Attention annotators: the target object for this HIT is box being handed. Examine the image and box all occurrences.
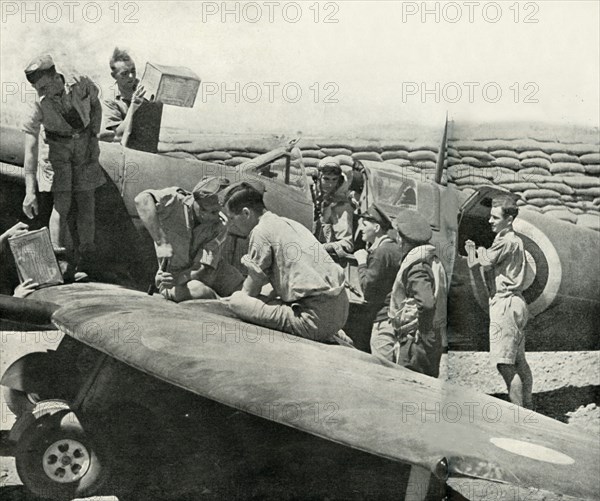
[140,63,201,108]
[9,227,63,287]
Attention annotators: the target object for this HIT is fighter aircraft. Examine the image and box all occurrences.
[0,121,598,499]
[1,120,598,352]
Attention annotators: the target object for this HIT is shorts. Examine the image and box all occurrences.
[489,294,528,366]
[38,133,106,192]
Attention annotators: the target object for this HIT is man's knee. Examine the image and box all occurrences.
[53,191,72,213]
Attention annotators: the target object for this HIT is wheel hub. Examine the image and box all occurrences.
[42,439,90,483]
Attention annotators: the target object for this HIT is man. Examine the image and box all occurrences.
[353,205,402,350]
[134,176,244,302]
[22,54,105,281]
[100,47,147,143]
[224,181,349,342]
[465,196,533,408]
[314,157,354,261]
[371,209,447,378]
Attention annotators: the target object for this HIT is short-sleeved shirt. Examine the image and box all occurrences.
[22,73,100,137]
[101,95,129,136]
[242,211,345,303]
[484,228,526,297]
[143,187,227,277]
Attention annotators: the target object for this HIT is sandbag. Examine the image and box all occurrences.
[490,149,520,159]
[321,147,352,157]
[413,161,437,170]
[561,176,600,188]
[519,150,552,161]
[224,157,246,166]
[584,164,600,175]
[458,150,495,162]
[519,167,550,177]
[459,156,486,167]
[520,157,551,169]
[579,153,600,164]
[500,182,537,191]
[447,157,463,166]
[335,154,355,167]
[352,151,383,162]
[550,153,580,163]
[163,151,200,161]
[493,157,521,169]
[575,187,600,198]
[381,150,410,161]
[302,157,321,168]
[525,198,562,207]
[408,150,438,163]
[301,149,327,159]
[535,181,574,195]
[523,189,561,200]
[549,162,586,174]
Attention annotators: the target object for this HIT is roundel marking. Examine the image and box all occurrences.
[490,437,575,465]
[513,218,562,317]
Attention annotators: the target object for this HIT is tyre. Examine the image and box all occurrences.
[2,386,42,417]
[15,410,109,500]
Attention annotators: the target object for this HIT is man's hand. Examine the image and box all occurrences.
[464,239,476,253]
[131,85,147,111]
[3,222,29,240]
[155,270,175,289]
[155,242,173,259]
[353,249,368,266]
[14,278,39,298]
[22,193,38,219]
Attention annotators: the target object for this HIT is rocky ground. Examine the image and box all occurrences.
[1,322,598,500]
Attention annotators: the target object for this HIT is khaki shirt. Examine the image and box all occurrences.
[101,95,129,135]
[484,228,527,297]
[242,211,345,302]
[22,73,101,136]
[144,187,227,278]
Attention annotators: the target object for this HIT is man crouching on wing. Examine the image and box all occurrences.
[222,180,351,343]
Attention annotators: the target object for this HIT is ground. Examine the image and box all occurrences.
[1,321,598,500]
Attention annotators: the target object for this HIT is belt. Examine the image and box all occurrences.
[45,127,89,141]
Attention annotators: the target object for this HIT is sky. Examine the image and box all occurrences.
[1,0,599,136]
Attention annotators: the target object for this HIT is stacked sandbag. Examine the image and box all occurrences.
[157,127,599,230]
[444,137,600,230]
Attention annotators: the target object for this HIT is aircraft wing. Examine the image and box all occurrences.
[25,283,600,500]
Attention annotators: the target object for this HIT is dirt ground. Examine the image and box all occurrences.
[1,322,598,500]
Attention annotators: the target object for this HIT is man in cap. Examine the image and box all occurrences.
[353,205,402,351]
[314,157,354,261]
[134,176,244,302]
[465,196,533,408]
[223,181,349,342]
[371,209,447,378]
[100,47,148,143]
[22,54,105,280]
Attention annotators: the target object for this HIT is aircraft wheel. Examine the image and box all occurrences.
[15,410,109,500]
[2,386,42,418]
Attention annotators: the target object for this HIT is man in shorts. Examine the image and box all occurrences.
[22,54,105,281]
[465,196,533,408]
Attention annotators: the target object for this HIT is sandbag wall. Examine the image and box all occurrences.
[158,129,600,231]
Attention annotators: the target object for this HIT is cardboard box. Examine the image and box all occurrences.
[140,63,201,108]
[8,227,63,287]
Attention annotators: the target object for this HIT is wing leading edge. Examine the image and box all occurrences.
[30,283,600,500]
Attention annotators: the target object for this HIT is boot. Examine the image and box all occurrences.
[53,247,74,283]
[74,245,97,282]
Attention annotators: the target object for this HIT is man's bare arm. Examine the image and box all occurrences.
[22,133,39,219]
[134,192,173,258]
